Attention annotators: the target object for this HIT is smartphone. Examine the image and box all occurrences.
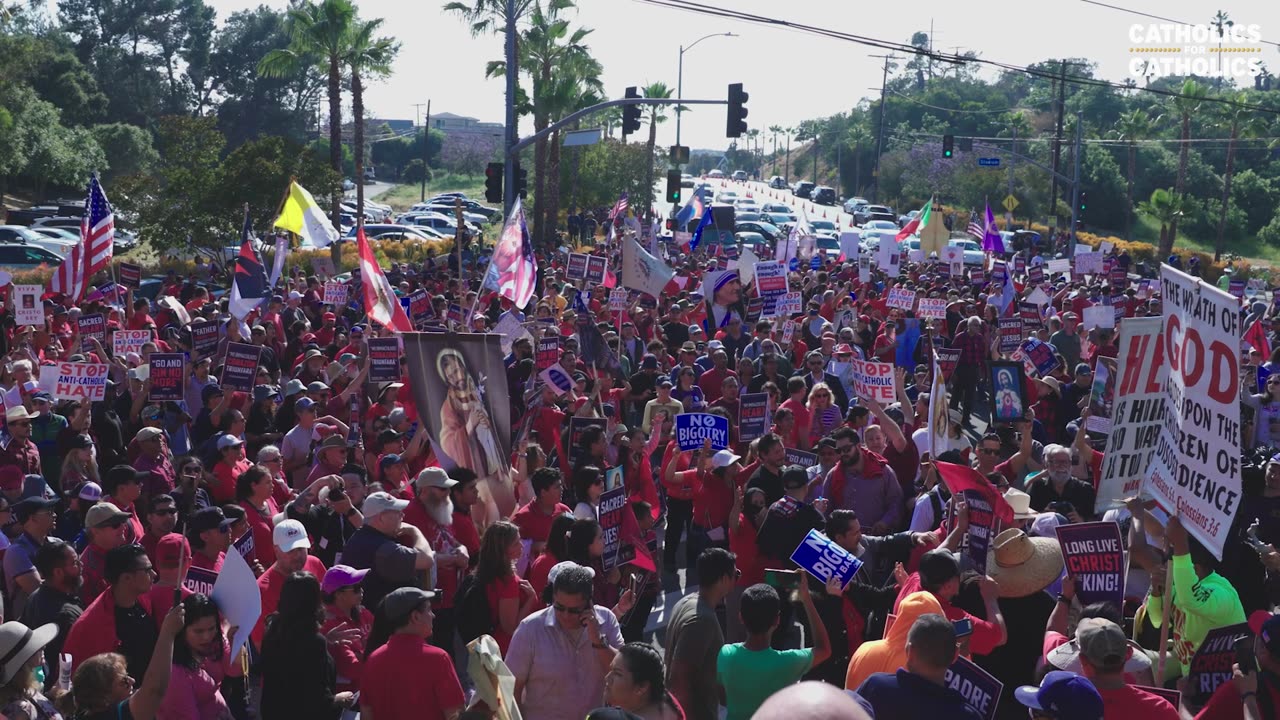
[1235,636,1257,675]
[173,587,182,608]
[953,618,974,638]
[764,568,800,591]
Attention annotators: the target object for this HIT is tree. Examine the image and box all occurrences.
[1137,188,1184,258]
[258,0,356,266]
[345,17,399,225]
[91,123,158,180]
[1211,92,1268,259]
[641,81,673,213]
[1210,10,1233,88]
[217,135,336,229]
[1167,78,1207,247]
[768,124,782,162]
[1112,108,1158,240]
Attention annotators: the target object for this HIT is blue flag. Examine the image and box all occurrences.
[675,185,707,229]
[690,207,713,251]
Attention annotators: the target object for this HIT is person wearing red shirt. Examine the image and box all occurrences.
[690,449,739,551]
[77,503,131,606]
[187,506,232,572]
[402,467,471,657]
[447,468,482,557]
[237,465,283,568]
[779,377,813,450]
[1069,619,1178,720]
[251,519,327,649]
[509,467,572,558]
[320,565,375,694]
[62,544,158,676]
[208,434,253,505]
[1195,611,1280,720]
[697,347,737,405]
[359,587,466,720]
[314,311,338,346]
[139,494,179,567]
[895,548,1007,659]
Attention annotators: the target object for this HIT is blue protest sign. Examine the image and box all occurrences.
[675,413,729,451]
[183,567,219,596]
[789,529,864,590]
[788,257,799,272]
[785,448,819,468]
[233,529,255,560]
[944,656,1003,720]
[962,490,995,575]
[810,255,822,270]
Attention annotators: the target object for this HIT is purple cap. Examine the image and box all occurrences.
[321,564,369,594]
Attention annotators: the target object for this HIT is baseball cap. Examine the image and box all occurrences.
[414,467,458,490]
[378,454,404,472]
[188,506,234,534]
[641,354,658,370]
[1075,363,1093,376]
[155,533,190,569]
[294,396,317,411]
[362,491,409,517]
[30,391,52,404]
[707,340,724,351]
[657,378,673,388]
[216,435,244,451]
[75,481,102,502]
[135,427,164,443]
[13,496,58,521]
[381,586,435,619]
[711,450,742,469]
[321,565,369,594]
[201,384,224,401]
[85,502,132,529]
[1014,671,1104,720]
[253,385,280,403]
[918,548,961,588]
[272,519,311,552]
[66,434,94,451]
[306,380,330,393]
[1250,610,1280,656]
[1076,619,1129,672]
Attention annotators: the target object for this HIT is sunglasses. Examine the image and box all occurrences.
[979,448,1000,455]
[553,602,590,616]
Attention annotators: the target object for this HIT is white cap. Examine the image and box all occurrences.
[273,519,310,552]
[711,449,742,469]
[363,491,410,517]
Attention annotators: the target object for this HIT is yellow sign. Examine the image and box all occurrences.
[1002,195,1019,213]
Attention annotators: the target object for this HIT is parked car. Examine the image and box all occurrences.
[949,238,986,266]
[768,176,787,189]
[714,191,738,204]
[734,221,782,243]
[792,181,815,198]
[898,210,920,228]
[842,197,869,215]
[422,206,492,226]
[341,224,442,242]
[764,212,795,227]
[28,226,82,243]
[854,204,897,225]
[734,231,767,251]
[0,243,67,268]
[732,170,748,181]
[414,199,499,220]
[0,225,73,257]
[859,220,900,249]
[816,236,841,258]
[811,186,837,205]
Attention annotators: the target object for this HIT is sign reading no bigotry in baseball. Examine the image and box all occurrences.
[1096,317,1166,511]
[39,362,110,401]
[1143,265,1242,560]
[789,529,863,591]
[675,413,729,451]
[1055,521,1125,608]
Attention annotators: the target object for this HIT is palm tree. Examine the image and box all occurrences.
[1139,188,1184,258]
[1167,78,1207,249]
[768,125,782,165]
[544,64,603,235]
[258,0,356,265]
[784,126,794,180]
[641,81,674,214]
[1212,93,1268,260]
[346,19,399,231]
[1112,108,1158,241]
[747,128,760,177]
[846,124,872,196]
[1210,11,1233,88]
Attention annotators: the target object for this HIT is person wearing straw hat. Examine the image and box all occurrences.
[0,620,61,719]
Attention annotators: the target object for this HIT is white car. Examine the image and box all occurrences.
[714,191,738,204]
[949,238,986,266]
[809,219,839,239]
[707,169,725,178]
[859,220,900,249]
[0,225,73,257]
[422,205,491,226]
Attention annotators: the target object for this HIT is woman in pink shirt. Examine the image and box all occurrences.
[235,465,280,568]
[158,594,243,720]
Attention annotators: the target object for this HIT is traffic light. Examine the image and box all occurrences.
[726,83,748,138]
[515,163,528,199]
[1078,191,1088,212]
[942,135,954,158]
[666,169,682,203]
[622,87,642,138]
[666,218,676,231]
[484,162,502,203]
[670,145,690,164]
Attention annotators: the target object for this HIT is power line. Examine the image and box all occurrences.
[1078,0,1280,50]
[885,89,1050,114]
[631,0,1280,115]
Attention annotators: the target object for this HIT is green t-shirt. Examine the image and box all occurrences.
[716,643,813,720]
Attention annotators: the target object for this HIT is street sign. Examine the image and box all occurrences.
[562,128,603,147]
[1002,194,1019,213]
[978,157,1001,167]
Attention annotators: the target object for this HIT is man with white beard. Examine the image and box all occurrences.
[404,467,472,658]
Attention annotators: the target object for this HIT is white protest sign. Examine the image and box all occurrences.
[1099,241,1114,254]
[1096,317,1166,511]
[1046,258,1071,274]
[858,256,871,283]
[917,298,947,321]
[774,292,803,317]
[323,281,346,306]
[886,288,917,311]
[14,286,43,326]
[38,362,109,402]
[1025,287,1050,307]
[877,240,900,274]
[1082,304,1114,330]
[211,545,261,660]
[1074,252,1103,275]
[1143,265,1241,559]
[780,320,797,345]
[850,359,897,404]
[908,249,925,263]
[112,330,152,357]
[609,288,629,311]
[492,313,531,355]
[838,232,860,260]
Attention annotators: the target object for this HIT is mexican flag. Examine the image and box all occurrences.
[895,198,932,241]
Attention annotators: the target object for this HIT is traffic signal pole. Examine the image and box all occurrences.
[508,97,727,156]
[1068,111,1082,255]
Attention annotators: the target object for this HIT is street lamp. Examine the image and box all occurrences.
[676,32,736,148]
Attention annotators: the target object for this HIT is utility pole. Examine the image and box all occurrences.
[1068,111,1083,254]
[870,54,896,204]
[1007,125,1016,230]
[413,101,431,202]
[501,0,518,217]
[785,131,791,180]
[1049,60,1067,226]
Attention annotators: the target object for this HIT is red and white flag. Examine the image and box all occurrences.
[357,228,413,333]
[50,174,114,301]
[49,240,86,301]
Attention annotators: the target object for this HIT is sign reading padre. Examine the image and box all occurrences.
[1096,318,1167,511]
[1143,265,1242,560]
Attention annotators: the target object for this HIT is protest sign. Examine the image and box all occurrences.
[917,298,947,321]
[183,567,218,597]
[609,288,629,311]
[784,448,819,468]
[839,232,860,260]
[189,321,219,357]
[585,255,609,284]
[991,260,1007,284]
[535,337,560,370]
[774,292,802,317]
[222,343,262,392]
[234,529,256,561]
[13,286,44,326]
[112,330,151,357]
[1086,357,1116,434]
[311,256,336,277]
[77,314,105,344]
[970,267,986,286]
[323,281,346,306]
[1074,252,1103,275]
[367,337,401,383]
[538,365,574,396]
[39,362,109,402]
[789,530,864,591]
[746,297,764,324]
[858,256,871,284]
[148,353,185,402]
[675,413,729,451]
[446,304,464,325]
[491,314,527,355]
[1229,278,1245,299]
[886,288,916,311]
[1082,304,1114,330]
[1016,338,1060,377]
[739,393,770,442]
[1096,318,1166,510]
[1013,254,1026,276]
[780,320,797,345]
[1186,623,1252,706]
[1144,265,1241,559]
[936,348,961,382]
[1046,258,1071,274]
[997,317,1023,354]
[407,289,431,324]
[119,262,142,288]
[1111,265,1127,289]
[1019,302,1041,329]
[755,261,789,317]
[599,487,628,570]
[211,548,260,660]
[1025,287,1050,308]
[877,240,900,274]
[850,359,896,404]
[566,252,589,280]
[568,417,608,469]
[945,657,1003,720]
[1028,264,1045,287]
[1055,521,1125,608]
[962,490,994,574]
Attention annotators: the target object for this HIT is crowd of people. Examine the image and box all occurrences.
[0,192,1275,720]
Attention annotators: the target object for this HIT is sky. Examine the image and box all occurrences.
[194,0,1279,151]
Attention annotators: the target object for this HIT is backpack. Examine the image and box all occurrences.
[455,573,494,644]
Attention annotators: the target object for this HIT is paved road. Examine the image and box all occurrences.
[655,177,871,232]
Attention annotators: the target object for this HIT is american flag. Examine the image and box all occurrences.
[966,208,984,241]
[82,174,115,278]
[484,198,537,308]
[608,192,629,223]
